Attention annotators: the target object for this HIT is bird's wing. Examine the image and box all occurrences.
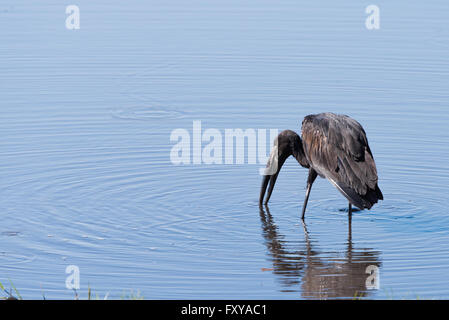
[301,113,379,198]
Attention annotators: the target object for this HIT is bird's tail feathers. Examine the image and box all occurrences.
[328,178,380,210]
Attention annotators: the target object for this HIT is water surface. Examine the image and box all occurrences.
[1,0,449,299]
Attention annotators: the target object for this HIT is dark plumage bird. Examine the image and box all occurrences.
[259,112,383,219]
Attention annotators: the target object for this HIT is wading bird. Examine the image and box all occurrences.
[259,112,383,219]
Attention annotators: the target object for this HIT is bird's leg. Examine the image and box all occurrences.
[301,185,312,219]
[301,168,317,219]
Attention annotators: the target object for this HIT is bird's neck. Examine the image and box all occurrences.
[292,144,310,168]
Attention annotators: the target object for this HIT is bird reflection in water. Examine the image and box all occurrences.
[258,206,381,299]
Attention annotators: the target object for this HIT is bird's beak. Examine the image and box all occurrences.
[259,175,271,205]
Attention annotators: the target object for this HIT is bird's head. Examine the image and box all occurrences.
[259,130,309,205]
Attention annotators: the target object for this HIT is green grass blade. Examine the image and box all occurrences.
[8,278,22,300]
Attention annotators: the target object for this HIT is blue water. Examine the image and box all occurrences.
[1,0,449,299]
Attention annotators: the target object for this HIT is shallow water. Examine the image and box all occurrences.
[1,0,449,299]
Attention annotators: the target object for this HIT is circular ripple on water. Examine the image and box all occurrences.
[111,105,186,120]
[0,252,36,267]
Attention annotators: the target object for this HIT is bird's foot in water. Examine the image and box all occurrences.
[339,207,361,213]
